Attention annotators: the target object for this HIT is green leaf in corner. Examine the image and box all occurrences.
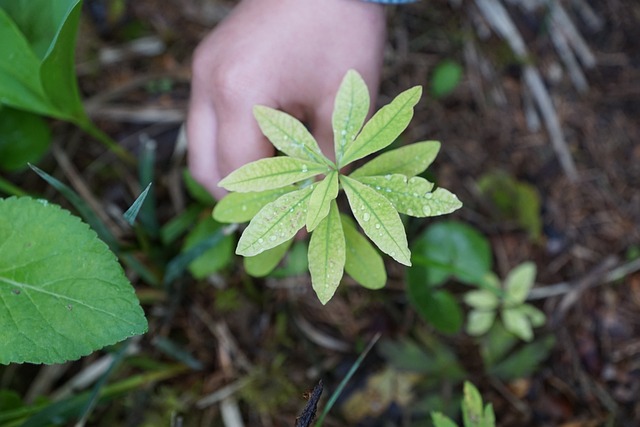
[253,105,333,167]
[332,69,369,165]
[236,185,313,256]
[306,171,339,232]
[213,186,296,223]
[339,86,422,168]
[244,238,293,277]
[341,175,410,266]
[0,197,147,364]
[341,215,386,289]
[218,157,327,192]
[0,0,88,123]
[309,202,345,304]
[0,106,51,171]
[350,141,441,178]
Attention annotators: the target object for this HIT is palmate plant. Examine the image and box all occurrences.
[213,70,462,304]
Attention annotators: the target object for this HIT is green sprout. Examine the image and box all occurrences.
[213,70,462,304]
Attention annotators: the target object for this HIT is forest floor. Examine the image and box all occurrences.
[3,0,639,426]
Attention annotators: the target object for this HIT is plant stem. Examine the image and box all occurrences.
[0,176,27,197]
[76,119,135,165]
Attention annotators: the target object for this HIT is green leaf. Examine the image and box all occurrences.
[244,238,293,277]
[0,0,88,122]
[253,105,332,166]
[462,382,485,427]
[183,169,216,205]
[356,174,462,217]
[341,215,386,289]
[504,262,536,306]
[341,175,410,266]
[502,306,534,341]
[340,86,422,167]
[212,186,295,223]
[332,69,369,165]
[466,309,496,336]
[182,216,234,278]
[407,286,463,334]
[520,303,546,327]
[309,202,345,304]
[306,171,339,232]
[490,335,555,380]
[0,197,147,364]
[482,404,496,427]
[431,412,458,427]
[430,60,463,98]
[409,221,492,286]
[0,106,51,171]
[350,141,441,178]
[123,183,152,226]
[464,289,499,310]
[236,185,314,256]
[218,157,327,192]
[0,8,53,116]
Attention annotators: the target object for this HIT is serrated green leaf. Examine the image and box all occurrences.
[332,69,369,165]
[306,171,339,232]
[431,412,458,427]
[340,86,422,167]
[218,157,327,192]
[357,174,462,217]
[504,262,536,305]
[350,141,441,178]
[0,106,51,171]
[464,290,499,310]
[502,307,534,341]
[244,238,293,277]
[212,186,295,223]
[0,197,147,364]
[341,214,386,289]
[236,185,313,256]
[466,309,496,336]
[341,175,410,266]
[183,216,234,278]
[253,105,332,166]
[463,382,484,427]
[309,202,345,304]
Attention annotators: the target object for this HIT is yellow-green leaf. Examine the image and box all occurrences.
[340,86,422,168]
[218,157,327,192]
[332,70,369,165]
[504,262,536,305]
[244,238,293,277]
[309,201,345,304]
[350,141,441,178]
[236,185,313,256]
[341,175,411,266]
[466,309,496,336]
[356,174,461,217]
[306,171,339,232]
[502,306,534,341]
[341,215,386,289]
[212,187,295,223]
[253,105,332,166]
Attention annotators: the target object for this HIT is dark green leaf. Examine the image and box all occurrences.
[407,286,463,334]
[490,335,555,380]
[182,216,234,278]
[0,106,51,171]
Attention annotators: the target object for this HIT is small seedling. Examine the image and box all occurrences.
[464,262,546,341]
[432,381,495,427]
[214,69,462,304]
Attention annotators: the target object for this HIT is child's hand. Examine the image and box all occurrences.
[186,0,386,199]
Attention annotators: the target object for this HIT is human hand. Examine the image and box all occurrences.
[187,0,386,200]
